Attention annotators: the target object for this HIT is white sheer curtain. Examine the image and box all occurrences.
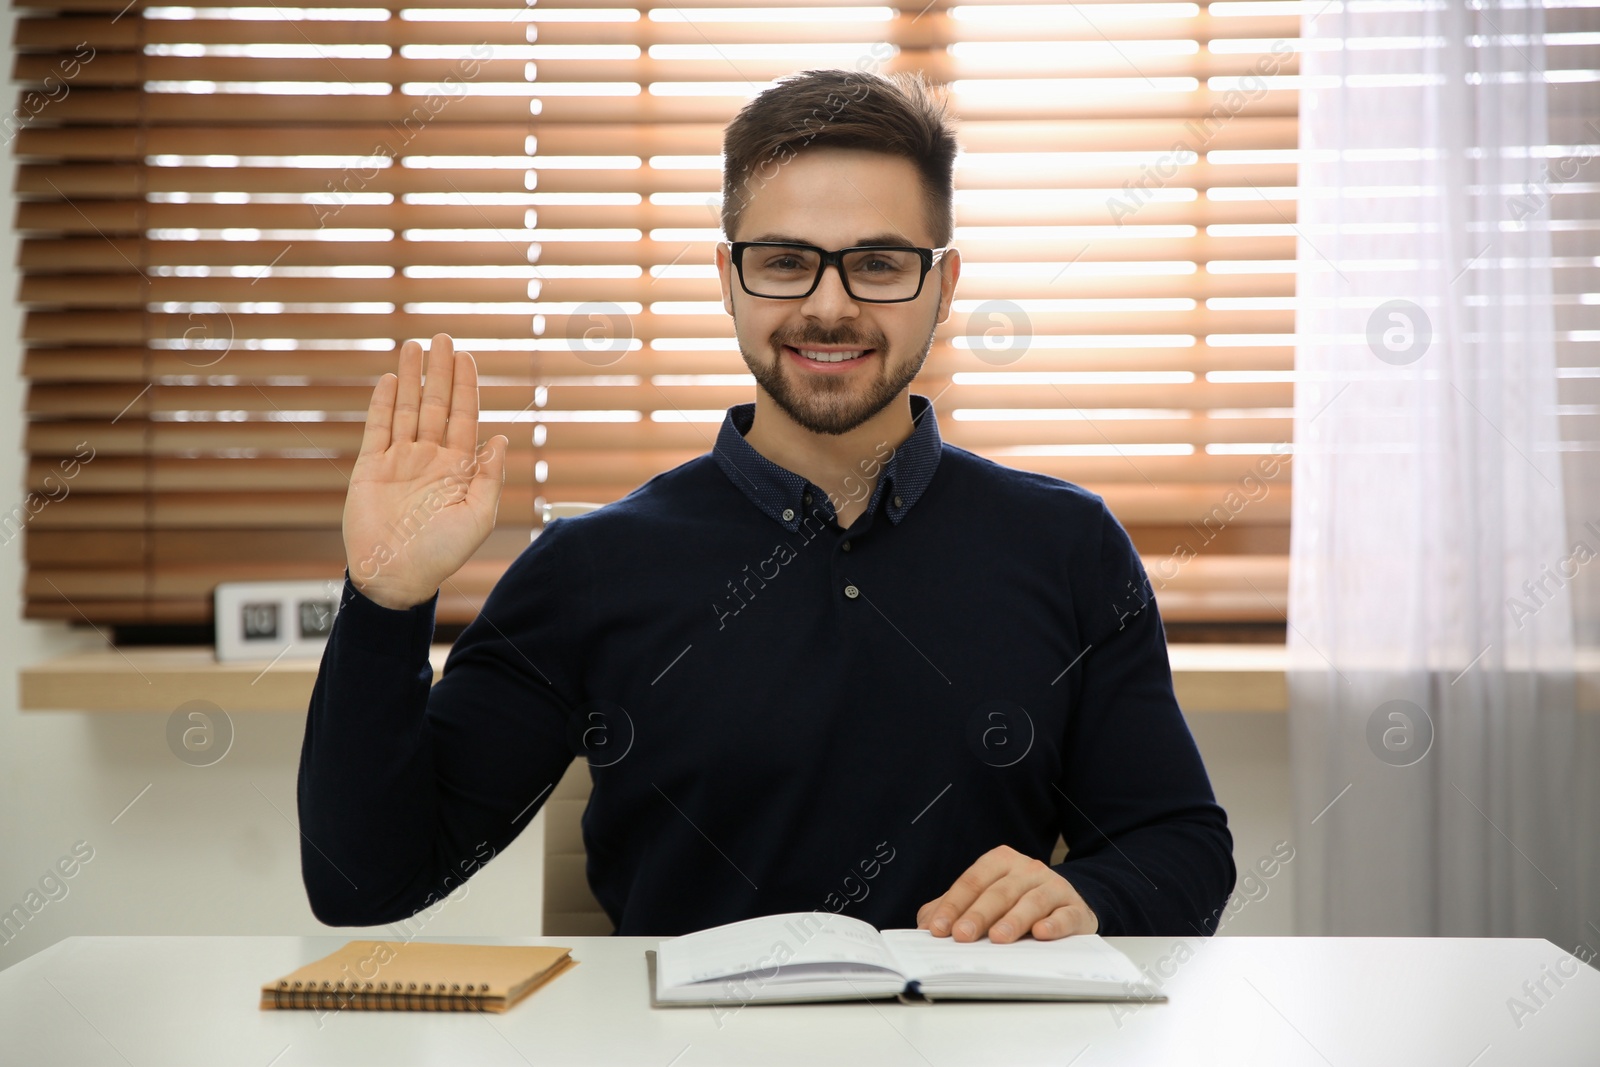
[1290,0,1598,949]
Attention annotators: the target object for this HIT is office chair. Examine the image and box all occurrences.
[540,756,616,936]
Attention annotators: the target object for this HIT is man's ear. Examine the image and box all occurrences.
[715,241,735,317]
[934,247,962,325]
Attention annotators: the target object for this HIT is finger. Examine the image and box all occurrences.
[923,848,1016,936]
[443,348,480,455]
[358,372,398,456]
[950,871,1039,942]
[391,339,424,443]
[986,880,1073,944]
[1030,902,1096,941]
[465,435,508,518]
[416,333,455,444]
[951,855,1061,942]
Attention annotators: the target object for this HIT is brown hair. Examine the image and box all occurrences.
[720,68,959,248]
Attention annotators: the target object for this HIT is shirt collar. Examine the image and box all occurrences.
[712,393,943,532]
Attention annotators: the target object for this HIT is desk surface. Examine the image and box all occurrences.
[3,934,1596,1066]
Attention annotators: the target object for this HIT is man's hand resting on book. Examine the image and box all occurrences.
[915,845,1099,943]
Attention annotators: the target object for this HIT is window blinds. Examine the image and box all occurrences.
[16,0,542,626]
[13,0,1312,634]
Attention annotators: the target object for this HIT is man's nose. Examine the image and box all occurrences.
[799,261,860,320]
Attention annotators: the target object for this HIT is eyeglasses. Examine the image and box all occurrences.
[729,241,952,304]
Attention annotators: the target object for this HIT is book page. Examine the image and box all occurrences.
[879,930,1144,987]
[656,912,904,989]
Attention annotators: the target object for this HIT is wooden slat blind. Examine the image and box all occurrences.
[14,0,1301,634]
[16,0,544,626]
[519,0,1301,630]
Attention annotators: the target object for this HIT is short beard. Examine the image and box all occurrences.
[736,319,936,437]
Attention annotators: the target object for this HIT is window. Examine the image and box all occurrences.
[15,0,538,632]
[15,0,1304,639]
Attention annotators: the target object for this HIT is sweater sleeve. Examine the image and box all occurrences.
[295,518,590,926]
[1049,501,1237,936]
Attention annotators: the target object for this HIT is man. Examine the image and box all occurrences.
[299,69,1235,942]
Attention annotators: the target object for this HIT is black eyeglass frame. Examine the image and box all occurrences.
[728,241,953,304]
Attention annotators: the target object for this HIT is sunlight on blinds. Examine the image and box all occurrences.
[17,0,541,626]
[525,0,1302,629]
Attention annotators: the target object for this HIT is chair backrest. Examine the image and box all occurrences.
[537,500,608,536]
[541,757,615,935]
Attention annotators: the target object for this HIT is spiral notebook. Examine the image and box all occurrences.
[260,941,577,1013]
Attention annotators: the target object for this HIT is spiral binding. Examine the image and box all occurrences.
[269,978,493,1011]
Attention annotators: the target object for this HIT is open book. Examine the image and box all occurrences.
[651,912,1162,1006]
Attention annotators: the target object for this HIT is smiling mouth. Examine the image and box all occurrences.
[783,345,875,364]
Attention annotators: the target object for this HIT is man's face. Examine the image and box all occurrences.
[716,148,960,437]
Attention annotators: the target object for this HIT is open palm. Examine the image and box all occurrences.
[342,333,509,610]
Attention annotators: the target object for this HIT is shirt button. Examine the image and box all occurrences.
[781,508,795,521]
[844,584,860,599]
[841,540,852,552]
[803,492,813,506]
[893,494,903,509]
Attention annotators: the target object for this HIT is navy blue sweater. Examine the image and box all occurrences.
[297,393,1235,936]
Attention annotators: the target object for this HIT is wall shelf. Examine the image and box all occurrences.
[18,643,1289,714]
[22,643,1599,715]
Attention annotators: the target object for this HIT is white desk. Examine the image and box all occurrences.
[3,934,1596,1066]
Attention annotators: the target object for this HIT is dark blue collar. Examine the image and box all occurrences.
[712,393,943,532]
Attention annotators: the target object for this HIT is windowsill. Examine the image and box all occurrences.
[17,643,1597,714]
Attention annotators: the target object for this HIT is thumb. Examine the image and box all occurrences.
[465,435,508,515]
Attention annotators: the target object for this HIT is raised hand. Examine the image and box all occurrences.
[341,333,509,610]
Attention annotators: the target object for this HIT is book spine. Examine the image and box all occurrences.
[267,980,493,1011]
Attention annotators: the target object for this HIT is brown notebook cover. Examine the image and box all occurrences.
[260,941,577,1013]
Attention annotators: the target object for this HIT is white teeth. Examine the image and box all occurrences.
[793,347,867,364]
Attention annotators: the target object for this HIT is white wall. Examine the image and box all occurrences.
[0,0,1291,968]
[1186,712,1296,936]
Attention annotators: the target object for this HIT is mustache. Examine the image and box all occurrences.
[773,331,886,349]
